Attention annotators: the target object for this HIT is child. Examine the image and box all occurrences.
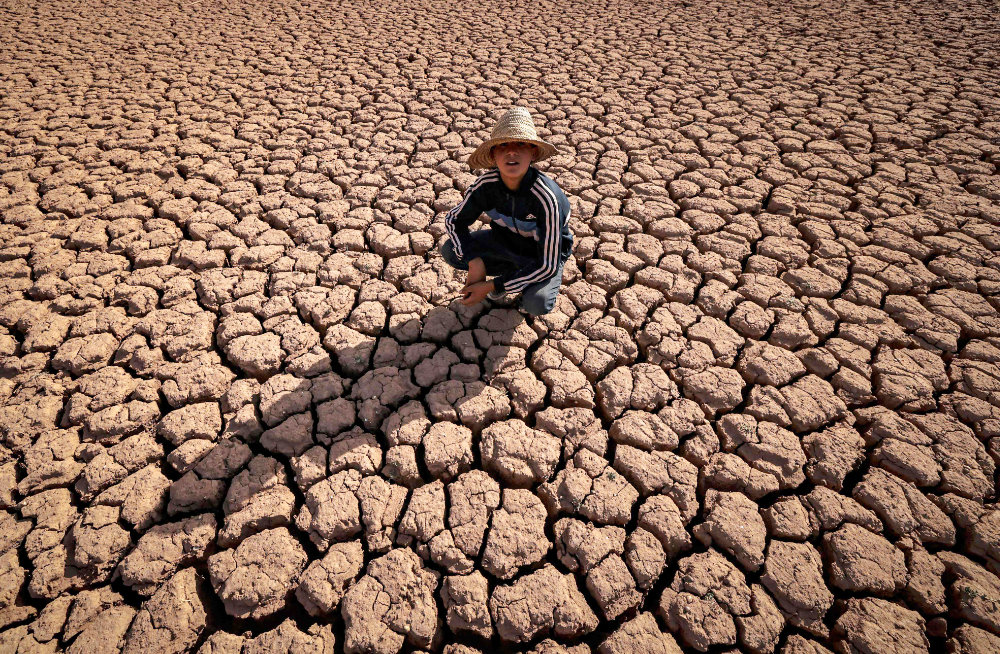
[441,106,573,316]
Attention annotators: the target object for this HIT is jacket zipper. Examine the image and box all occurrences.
[511,193,518,236]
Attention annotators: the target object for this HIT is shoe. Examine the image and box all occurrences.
[487,290,506,302]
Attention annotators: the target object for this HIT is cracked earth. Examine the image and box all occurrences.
[2,0,1000,652]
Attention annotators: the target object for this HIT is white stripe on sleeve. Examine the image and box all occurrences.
[504,180,561,292]
[445,171,499,260]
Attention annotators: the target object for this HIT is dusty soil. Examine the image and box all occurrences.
[2,0,1000,652]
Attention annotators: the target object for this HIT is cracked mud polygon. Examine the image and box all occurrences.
[2,0,1000,652]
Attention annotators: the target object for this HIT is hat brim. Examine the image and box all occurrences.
[467,136,558,171]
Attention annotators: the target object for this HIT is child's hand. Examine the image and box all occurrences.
[460,280,494,306]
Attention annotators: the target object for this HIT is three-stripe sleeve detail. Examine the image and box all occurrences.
[504,180,561,292]
[444,171,499,260]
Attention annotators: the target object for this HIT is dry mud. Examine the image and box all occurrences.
[1,0,1000,652]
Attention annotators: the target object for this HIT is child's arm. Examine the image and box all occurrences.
[493,185,569,293]
[459,258,491,306]
[444,174,494,264]
[465,257,486,285]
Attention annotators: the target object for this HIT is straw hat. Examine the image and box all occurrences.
[467,106,558,170]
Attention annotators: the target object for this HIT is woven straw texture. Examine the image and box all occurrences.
[467,106,557,170]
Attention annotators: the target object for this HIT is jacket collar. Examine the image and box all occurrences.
[501,166,537,195]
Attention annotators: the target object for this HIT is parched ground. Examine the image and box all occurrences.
[1,0,999,651]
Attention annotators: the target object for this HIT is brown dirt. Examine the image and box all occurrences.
[1,0,1000,652]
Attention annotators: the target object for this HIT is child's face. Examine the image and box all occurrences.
[492,141,537,179]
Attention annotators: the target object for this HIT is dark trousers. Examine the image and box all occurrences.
[440,229,567,316]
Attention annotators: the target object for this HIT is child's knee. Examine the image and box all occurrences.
[440,240,464,269]
[520,291,556,316]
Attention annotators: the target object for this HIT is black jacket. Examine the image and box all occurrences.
[444,166,573,293]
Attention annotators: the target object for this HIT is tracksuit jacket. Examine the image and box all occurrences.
[444,166,573,293]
